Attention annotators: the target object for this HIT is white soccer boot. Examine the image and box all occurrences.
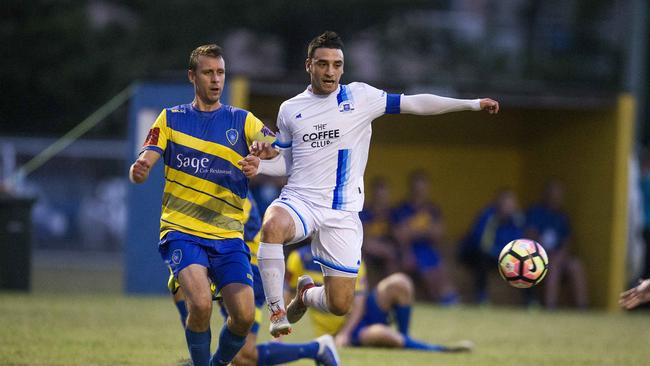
[315,334,340,366]
[286,275,315,323]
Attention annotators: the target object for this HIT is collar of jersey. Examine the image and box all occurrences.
[306,84,338,98]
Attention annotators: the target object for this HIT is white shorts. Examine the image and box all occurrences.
[269,191,362,278]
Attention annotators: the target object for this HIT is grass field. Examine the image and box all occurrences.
[2,291,650,366]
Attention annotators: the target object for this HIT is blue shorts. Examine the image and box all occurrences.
[412,242,441,271]
[159,231,253,293]
[350,291,390,346]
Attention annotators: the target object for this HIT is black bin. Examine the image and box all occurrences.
[0,196,35,291]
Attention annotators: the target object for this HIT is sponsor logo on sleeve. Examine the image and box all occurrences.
[143,127,160,146]
[260,126,275,137]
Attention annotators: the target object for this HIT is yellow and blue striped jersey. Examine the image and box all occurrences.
[286,245,367,336]
[142,103,275,240]
[243,192,262,266]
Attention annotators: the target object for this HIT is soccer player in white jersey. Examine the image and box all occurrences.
[239,31,500,337]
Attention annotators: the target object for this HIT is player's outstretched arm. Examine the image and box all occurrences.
[400,94,499,115]
[129,150,160,184]
[619,279,650,310]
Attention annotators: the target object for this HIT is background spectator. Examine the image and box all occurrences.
[526,180,588,309]
[392,170,458,305]
[360,177,399,287]
[459,188,524,304]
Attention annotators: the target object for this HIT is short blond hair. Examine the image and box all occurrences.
[189,44,224,71]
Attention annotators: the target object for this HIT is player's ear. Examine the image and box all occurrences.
[305,58,311,73]
[188,69,195,84]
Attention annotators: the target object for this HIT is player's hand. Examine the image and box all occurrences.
[335,332,350,347]
[250,141,279,159]
[479,98,499,114]
[619,278,650,310]
[129,158,150,184]
[238,155,261,177]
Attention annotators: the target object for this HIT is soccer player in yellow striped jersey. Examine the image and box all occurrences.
[129,44,275,366]
[169,192,340,366]
[286,245,473,353]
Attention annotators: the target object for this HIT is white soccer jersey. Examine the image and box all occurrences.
[274,82,401,212]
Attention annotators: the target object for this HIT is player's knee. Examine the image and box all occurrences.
[261,216,291,243]
[380,272,414,302]
[390,272,414,295]
[188,297,212,319]
[328,296,352,316]
[229,311,255,334]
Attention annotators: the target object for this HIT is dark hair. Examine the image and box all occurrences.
[307,31,344,58]
[189,44,224,71]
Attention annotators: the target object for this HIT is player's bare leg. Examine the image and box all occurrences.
[323,276,356,315]
[297,276,356,318]
[178,264,213,332]
[220,283,255,336]
[211,283,255,366]
[358,323,405,347]
[178,264,213,366]
[375,272,413,309]
[258,205,296,337]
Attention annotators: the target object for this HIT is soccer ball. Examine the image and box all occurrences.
[498,239,549,288]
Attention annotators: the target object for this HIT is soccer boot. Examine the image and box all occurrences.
[286,275,315,323]
[268,304,292,338]
[441,340,475,352]
[315,334,340,366]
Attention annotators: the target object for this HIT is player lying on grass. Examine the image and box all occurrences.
[238,30,499,338]
[286,245,473,352]
[168,193,340,366]
[619,279,650,310]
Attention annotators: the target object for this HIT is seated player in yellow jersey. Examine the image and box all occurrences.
[168,192,340,366]
[286,245,473,352]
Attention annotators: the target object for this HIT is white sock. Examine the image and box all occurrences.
[257,243,286,314]
[303,286,330,313]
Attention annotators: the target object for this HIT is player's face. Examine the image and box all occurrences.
[306,48,344,95]
[189,55,226,107]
